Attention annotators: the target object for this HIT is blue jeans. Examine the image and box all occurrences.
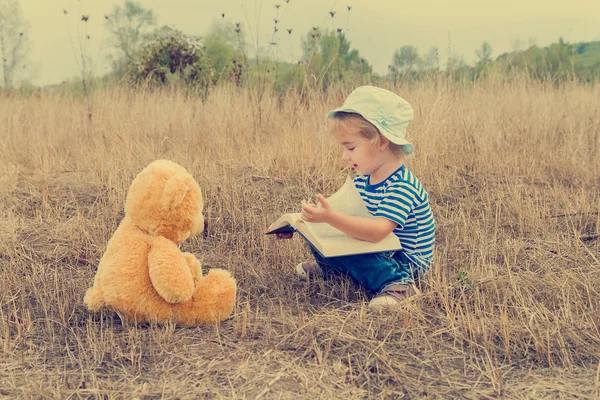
[309,246,428,293]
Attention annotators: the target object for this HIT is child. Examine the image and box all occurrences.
[277,86,435,308]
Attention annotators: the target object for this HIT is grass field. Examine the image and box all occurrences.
[1,80,599,398]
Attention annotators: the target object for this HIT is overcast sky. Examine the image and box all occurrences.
[17,0,600,86]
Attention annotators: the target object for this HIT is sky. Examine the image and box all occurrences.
[15,0,600,86]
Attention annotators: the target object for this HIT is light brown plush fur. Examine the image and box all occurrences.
[84,160,236,325]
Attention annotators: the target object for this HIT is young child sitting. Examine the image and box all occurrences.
[277,86,435,308]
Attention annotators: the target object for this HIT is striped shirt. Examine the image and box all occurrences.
[354,165,435,268]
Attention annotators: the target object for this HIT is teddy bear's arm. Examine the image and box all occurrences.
[148,236,195,304]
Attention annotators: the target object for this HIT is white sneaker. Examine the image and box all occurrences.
[368,284,421,309]
[295,262,321,278]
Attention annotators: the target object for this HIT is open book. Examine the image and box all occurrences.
[266,177,402,257]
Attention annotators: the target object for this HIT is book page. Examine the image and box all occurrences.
[266,213,302,234]
[306,221,347,239]
[326,177,373,219]
[307,177,373,239]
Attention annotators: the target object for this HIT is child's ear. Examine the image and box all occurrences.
[379,136,390,151]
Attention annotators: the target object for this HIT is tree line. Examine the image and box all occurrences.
[103,1,600,91]
[1,0,599,91]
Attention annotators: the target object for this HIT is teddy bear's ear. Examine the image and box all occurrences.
[162,172,190,212]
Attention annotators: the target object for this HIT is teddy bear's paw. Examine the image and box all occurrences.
[188,268,237,323]
[83,287,105,311]
[161,290,194,304]
[204,269,236,291]
[182,252,202,284]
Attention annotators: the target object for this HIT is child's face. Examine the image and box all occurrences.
[332,125,386,176]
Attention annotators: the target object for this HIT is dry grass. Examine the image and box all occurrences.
[0,80,599,399]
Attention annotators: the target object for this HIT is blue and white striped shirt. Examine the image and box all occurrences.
[354,165,435,267]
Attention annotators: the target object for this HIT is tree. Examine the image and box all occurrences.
[106,0,156,74]
[392,46,420,74]
[0,0,31,88]
[476,41,493,64]
[447,52,465,70]
[422,46,440,71]
[300,30,371,88]
[202,21,245,80]
[545,38,575,80]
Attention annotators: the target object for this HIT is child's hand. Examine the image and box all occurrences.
[275,232,294,240]
[301,195,332,223]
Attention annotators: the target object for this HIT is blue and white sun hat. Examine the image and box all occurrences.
[327,86,415,155]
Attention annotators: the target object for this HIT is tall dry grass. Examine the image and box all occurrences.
[0,80,599,398]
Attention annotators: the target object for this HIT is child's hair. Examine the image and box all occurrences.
[329,112,406,158]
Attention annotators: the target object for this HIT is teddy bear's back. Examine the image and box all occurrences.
[85,159,237,325]
[97,219,176,323]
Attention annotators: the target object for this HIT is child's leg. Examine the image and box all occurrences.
[391,251,430,286]
[308,247,415,292]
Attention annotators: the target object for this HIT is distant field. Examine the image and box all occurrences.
[1,80,599,398]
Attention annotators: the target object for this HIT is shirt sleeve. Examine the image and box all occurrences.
[374,183,418,228]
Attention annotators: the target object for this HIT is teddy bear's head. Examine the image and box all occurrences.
[124,160,205,243]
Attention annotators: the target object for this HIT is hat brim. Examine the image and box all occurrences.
[327,106,414,151]
[327,106,359,119]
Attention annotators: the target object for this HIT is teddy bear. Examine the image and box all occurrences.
[84,159,236,325]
